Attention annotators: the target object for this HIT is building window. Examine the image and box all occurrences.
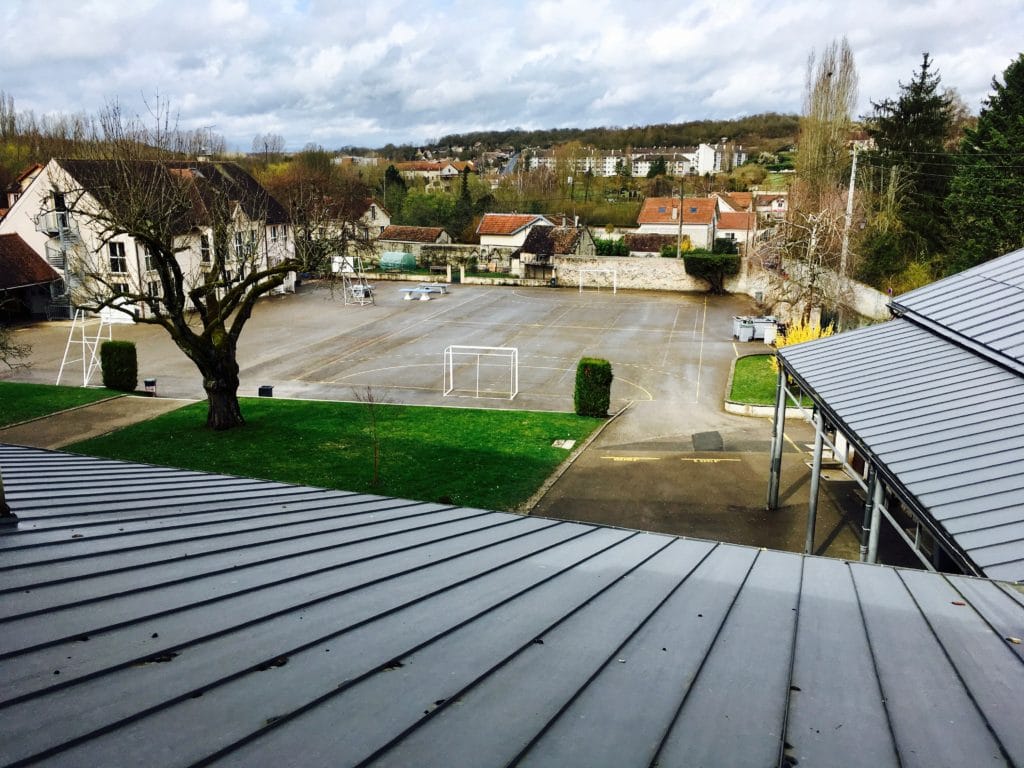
[234,231,244,259]
[112,282,129,295]
[200,234,211,263]
[147,280,160,298]
[108,242,128,273]
[270,225,279,243]
[143,245,156,272]
[369,206,376,221]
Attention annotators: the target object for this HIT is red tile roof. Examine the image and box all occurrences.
[380,225,447,243]
[718,211,756,231]
[0,234,60,290]
[637,197,716,226]
[476,213,551,236]
[717,192,753,211]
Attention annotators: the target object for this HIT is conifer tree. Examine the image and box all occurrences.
[946,54,1024,272]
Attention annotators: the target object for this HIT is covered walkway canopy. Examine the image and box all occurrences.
[769,248,1024,583]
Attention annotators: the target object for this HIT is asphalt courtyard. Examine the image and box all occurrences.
[2,280,866,559]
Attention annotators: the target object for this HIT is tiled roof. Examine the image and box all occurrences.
[57,159,289,229]
[476,213,552,236]
[0,233,60,289]
[717,192,753,211]
[623,233,676,253]
[1,444,1023,766]
[516,226,582,256]
[380,226,446,243]
[637,197,715,226]
[718,211,756,231]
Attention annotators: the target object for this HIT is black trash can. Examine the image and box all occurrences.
[143,378,157,397]
[258,385,274,397]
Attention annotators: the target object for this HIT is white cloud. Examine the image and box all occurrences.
[0,0,1020,148]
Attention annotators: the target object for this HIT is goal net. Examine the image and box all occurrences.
[443,345,519,400]
[579,267,618,294]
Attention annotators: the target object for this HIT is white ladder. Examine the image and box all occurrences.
[56,310,113,387]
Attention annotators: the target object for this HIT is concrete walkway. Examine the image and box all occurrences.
[0,396,193,449]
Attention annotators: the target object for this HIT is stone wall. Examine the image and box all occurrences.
[553,255,769,296]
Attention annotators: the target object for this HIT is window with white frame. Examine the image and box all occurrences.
[108,242,128,273]
[147,280,160,298]
[112,282,129,295]
[234,231,244,259]
[143,245,156,272]
[200,234,211,263]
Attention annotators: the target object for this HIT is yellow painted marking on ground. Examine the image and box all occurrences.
[784,431,803,452]
[661,305,682,367]
[601,456,662,462]
[680,457,742,463]
[693,296,708,401]
[732,342,739,357]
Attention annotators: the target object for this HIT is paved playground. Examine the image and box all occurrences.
[2,280,878,561]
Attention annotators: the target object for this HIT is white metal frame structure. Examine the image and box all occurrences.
[579,268,618,294]
[443,345,519,401]
[56,310,113,387]
[338,256,375,306]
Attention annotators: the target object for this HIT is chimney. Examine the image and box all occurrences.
[574,215,579,227]
[672,207,678,221]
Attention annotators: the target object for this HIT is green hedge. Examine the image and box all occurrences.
[682,251,740,293]
[574,357,613,417]
[100,340,138,392]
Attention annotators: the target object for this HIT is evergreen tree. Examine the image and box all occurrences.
[865,53,954,266]
[452,166,473,237]
[646,156,667,178]
[946,54,1024,272]
[382,164,406,218]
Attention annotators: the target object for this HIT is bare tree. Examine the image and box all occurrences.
[44,103,370,429]
[768,37,859,321]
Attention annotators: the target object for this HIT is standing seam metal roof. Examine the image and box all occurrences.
[2,444,1023,767]
[779,247,1024,583]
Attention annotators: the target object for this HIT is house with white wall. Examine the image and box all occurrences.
[476,213,555,249]
[0,158,293,320]
[635,197,717,250]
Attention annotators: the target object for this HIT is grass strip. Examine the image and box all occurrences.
[68,398,602,511]
[0,381,123,427]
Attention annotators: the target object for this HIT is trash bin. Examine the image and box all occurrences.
[143,378,157,397]
[258,385,274,397]
[737,320,755,342]
[752,316,777,341]
[732,316,750,338]
[763,323,778,345]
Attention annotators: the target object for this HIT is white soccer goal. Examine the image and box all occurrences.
[443,345,519,400]
[579,267,618,294]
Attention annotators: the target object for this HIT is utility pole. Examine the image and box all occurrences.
[676,187,684,258]
[839,144,858,279]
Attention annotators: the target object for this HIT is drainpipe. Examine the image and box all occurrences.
[804,408,824,555]
[766,366,787,510]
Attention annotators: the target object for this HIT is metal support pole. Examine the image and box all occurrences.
[766,366,788,510]
[805,409,825,555]
[867,477,884,564]
[859,467,877,562]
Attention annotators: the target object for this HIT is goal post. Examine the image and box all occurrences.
[443,345,519,400]
[579,267,618,294]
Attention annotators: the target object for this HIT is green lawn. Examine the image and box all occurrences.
[0,381,123,427]
[68,399,602,511]
[729,354,811,407]
[729,354,780,405]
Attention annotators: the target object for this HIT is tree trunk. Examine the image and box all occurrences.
[202,353,245,431]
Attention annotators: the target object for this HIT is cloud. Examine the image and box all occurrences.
[0,0,1021,148]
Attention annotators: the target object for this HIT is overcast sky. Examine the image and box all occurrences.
[3,0,1021,151]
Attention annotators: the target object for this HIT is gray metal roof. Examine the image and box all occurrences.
[891,246,1024,371]
[779,248,1024,583]
[2,443,1024,767]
